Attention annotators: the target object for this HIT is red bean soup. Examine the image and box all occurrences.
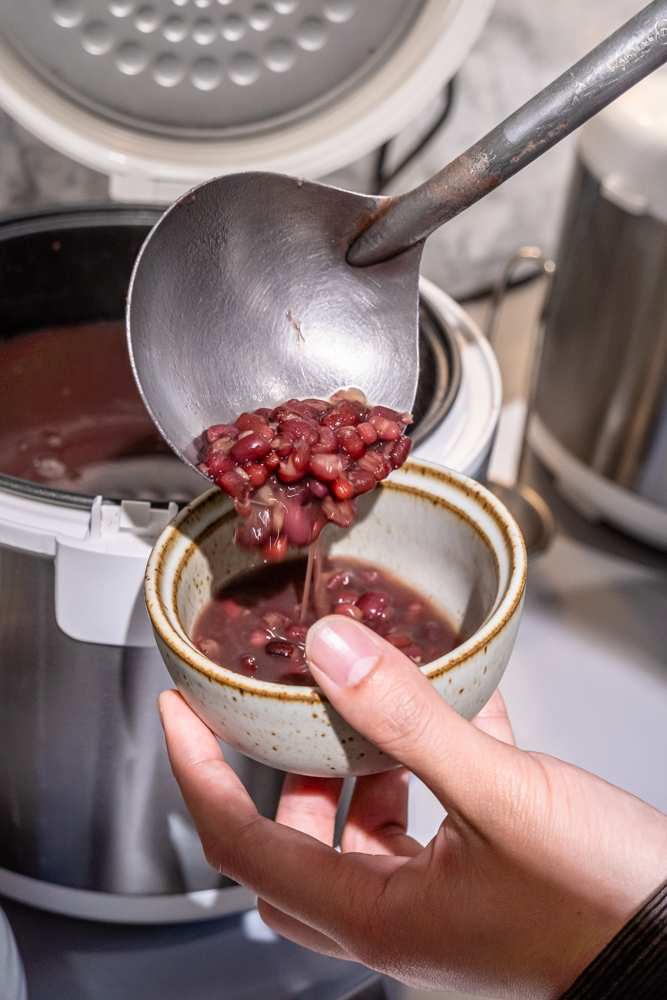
[0,320,202,501]
[193,394,461,686]
[198,392,414,561]
[193,556,460,686]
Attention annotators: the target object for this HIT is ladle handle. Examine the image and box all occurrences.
[348,0,667,267]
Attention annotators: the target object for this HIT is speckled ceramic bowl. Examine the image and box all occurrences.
[145,460,527,777]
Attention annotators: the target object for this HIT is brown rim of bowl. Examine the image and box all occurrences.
[145,459,528,704]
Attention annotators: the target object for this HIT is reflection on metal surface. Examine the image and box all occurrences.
[486,247,556,560]
[0,544,284,897]
[536,163,667,515]
[488,481,555,560]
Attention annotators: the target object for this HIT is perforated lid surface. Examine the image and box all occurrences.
[0,0,494,196]
[0,0,426,134]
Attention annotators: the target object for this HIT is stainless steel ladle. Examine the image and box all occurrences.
[128,1,667,474]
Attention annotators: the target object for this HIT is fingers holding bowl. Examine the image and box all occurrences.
[342,768,422,858]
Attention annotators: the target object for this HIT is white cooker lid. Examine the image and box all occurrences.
[579,64,667,223]
[0,0,493,200]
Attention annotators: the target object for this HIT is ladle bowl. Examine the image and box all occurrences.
[127,175,421,473]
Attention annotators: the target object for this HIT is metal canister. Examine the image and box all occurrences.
[532,65,667,550]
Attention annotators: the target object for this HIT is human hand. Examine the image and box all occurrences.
[159,616,667,999]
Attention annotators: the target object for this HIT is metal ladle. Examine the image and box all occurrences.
[128,1,667,474]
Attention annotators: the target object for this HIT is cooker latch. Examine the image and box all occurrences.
[54,496,178,648]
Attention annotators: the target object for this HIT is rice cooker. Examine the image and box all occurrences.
[0,0,494,200]
[531,65,667,551]
[0,0,499,925]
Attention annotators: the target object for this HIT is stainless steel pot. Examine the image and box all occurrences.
[0,205,477,922]
[531,68,667,550]
[0,206,286,922]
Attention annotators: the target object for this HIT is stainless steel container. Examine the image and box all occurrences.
[0,206,283,923]
[531,66,667,550]
[0,205,500,922]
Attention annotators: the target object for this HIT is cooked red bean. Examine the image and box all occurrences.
[322,496,355,527]
[207,424,239,442]
[387,634,413,648]
[389,436,412,468]
[334,604,363,620]
[302,397,330,412]
[279,419,320,446]
[347,469,376,496]
[244,463,269,488]
[306,453,340,481]
[370,414,401,440]
[327,570,355,589]
[356,590,388,620]
[332,475,354,500]
[369,405,405,422]
[193,557,459,685]
[321,404,359,429]
[206,436,236,457]
[265,639,297,658]
[261,536,288,562]
[235,412,274,440]
[310,426,338,454]
[329,588,361,605]
[216,469,249,498]
[306,476,330,498]
[286,625,309,642]
[357,451,392,480]
[278,439,311,482]
[230,432,272,463]
[356,421,378,444]
[270,435,293,457]
[200,394,413,558]
[207,454,236,476]
[277,399,320,422]
[337,426,366,458]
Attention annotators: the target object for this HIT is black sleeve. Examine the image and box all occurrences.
[559,880,667,999]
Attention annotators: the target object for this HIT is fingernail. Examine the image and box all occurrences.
[306,618,380,688]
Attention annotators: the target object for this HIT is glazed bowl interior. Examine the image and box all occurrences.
[161,463,513,685]
[147,460,525,776]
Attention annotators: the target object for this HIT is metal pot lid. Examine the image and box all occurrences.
[0,0,494,194]
[0,0,425,136]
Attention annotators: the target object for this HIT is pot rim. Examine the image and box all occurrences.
[145,459,527,704]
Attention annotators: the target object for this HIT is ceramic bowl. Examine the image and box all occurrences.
[145,460,527,778]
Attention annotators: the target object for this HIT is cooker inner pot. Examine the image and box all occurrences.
[0,207,459,506]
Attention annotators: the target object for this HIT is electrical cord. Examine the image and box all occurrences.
[372,76,457,196]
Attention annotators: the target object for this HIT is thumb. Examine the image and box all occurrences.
[305,616,520,818]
